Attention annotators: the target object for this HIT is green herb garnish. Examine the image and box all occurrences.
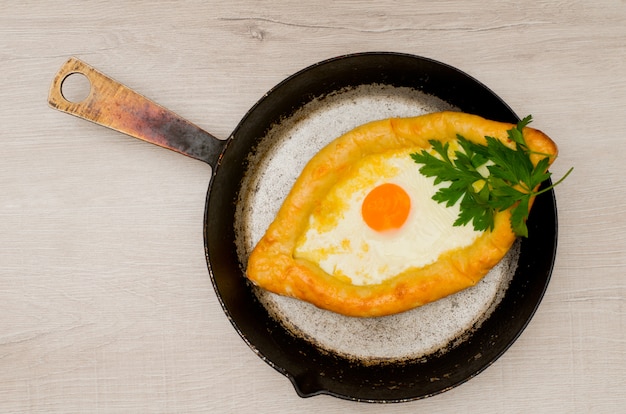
[410,116,572,237]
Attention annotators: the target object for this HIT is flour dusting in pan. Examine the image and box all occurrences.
[234,84,518,362]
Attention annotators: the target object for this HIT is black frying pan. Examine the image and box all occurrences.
[48,52,557,402]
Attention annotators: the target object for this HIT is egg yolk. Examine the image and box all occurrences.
[361,183,411,232]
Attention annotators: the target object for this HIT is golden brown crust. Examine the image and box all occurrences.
[246,112,558,317]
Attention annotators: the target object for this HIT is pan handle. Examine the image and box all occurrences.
[48,57,224,167]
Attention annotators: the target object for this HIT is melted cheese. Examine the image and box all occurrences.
[294,149,483,285]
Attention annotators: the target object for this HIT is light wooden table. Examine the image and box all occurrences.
[1,1,624,413]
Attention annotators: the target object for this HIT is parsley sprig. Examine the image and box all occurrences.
[410,116,572,237]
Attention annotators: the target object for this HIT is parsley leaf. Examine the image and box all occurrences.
[410,116,573,237]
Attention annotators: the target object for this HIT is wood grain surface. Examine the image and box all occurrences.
[1,1,624,413]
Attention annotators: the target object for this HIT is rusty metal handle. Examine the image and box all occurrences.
[48,57,224,166]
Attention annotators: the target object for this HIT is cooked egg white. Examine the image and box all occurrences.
[293,148,483,286]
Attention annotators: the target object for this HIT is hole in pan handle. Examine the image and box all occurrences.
[48,57,225,167]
